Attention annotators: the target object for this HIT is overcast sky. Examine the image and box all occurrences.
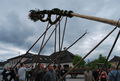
[0,0,120,61]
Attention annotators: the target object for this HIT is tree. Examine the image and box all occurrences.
[72,55,86,68]
[86,54,111,68]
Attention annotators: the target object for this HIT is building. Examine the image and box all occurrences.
[0,61,7,68]
[50,50,75,67]
[4,50,75,68]
[109,56,120,67]
[23,54,51,67]
[6,53,34,67]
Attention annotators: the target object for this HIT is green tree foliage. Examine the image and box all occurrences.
[72,55,86,68]
[86,54,111,68]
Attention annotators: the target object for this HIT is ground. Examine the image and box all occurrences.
[66,75,84,81]
[0,74,85,81]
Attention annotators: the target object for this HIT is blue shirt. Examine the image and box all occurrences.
[108,70,120,81]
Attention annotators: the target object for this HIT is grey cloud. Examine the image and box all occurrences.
[0,0,120,61]
[0,12,34,47]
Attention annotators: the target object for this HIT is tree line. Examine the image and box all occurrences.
[72,54,111,68]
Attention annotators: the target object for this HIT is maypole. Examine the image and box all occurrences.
[71,12,120,27]
[27,8,120,81]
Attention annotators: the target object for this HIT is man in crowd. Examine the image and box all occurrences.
[84,68,94,81]
[35,63,46,81]
[1,68,9,81]
[92,69,99,81]
[44,64,57,81]
[8,67,17,81]
[18,63,27,81]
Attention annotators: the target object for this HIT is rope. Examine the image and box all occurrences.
[39,22,50,55]
[39,17,63,53]
[32,17,63,65]
[35,22,50,64]
[56,17,68,65]
[39,24,58,53]
[58,27,117,81]
[35,24,57,65]
[22,17,64,70]
[60,17,68,50]
[58,20,61,51]
[54,23,57,52]
[31,22,59,69]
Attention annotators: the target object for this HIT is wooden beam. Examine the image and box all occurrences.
[71,13,120,27]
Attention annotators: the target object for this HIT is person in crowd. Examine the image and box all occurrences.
[108,65,120,81]
[2,68,9,81]
[18,63,27,81]
[14,67,19,81]
[35,63,46,81]
[56,65,62,80]
[99,70,108,81]
[28,65,35,81]
[25,65,33,81]
[60,66,67,81]
[84,68,94,81]
[44,64,57,81]
[8,67,16,81]
[92,69,100,81]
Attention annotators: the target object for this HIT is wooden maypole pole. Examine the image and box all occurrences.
[71,13,120,27]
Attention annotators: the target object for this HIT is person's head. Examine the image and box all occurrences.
[20,63,24,67]
[86,68,90,72]
[111,65,116,70]
[40,63,45,69]
[48,64,53,71]
[53,65,56,69]
[58,64,61,69]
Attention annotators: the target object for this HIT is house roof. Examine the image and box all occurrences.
[7,50,75,64]
[24,50,75,64]
[50,50,75,63]
[109,56,120,62]
[23,55,51,64]
[7,53,35,61]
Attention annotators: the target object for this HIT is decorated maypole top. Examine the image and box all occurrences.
[29,8,120,27]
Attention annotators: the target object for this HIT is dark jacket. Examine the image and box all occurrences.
[35,69,46,81]
[44,70,57,81]
[2,69,9,81]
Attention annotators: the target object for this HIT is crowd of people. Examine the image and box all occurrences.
[84,65,120,81]
[1,63,67,81]
[1,63,120,81]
